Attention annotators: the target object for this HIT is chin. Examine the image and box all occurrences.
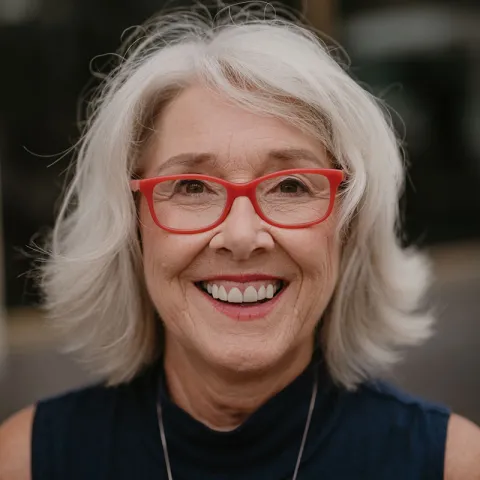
[197,337,293,374]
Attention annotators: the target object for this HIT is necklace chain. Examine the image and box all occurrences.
[157,370,318,480]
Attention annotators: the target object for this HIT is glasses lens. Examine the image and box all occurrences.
[153,178,227,230]
[256,173,331,225]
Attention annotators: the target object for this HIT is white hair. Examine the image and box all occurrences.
[40,3,433,388]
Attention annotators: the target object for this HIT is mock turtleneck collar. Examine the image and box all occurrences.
[150,352,345,479]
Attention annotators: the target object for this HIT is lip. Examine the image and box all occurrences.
[196,283,287,321]
[198,274,285,283]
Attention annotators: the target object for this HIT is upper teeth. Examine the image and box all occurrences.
[204,282,280,303]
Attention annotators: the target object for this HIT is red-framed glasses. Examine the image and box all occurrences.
[130,168,344,234]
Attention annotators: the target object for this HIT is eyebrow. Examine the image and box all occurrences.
[153,148,326,176]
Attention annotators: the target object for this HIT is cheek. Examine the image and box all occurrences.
[281,220,341,285]
[308,237,339,288]
[139,201,162,273]
[138,200,176,285]
[138,199,209,284]
[292,228,341,328]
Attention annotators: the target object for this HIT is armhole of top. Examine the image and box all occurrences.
[30,384,120,480]
[31,401,56,480]
[362,379,452,480]
[30,366,157,480]
[425,407,451,480]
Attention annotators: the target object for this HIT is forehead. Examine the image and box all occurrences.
[145,85,329,177]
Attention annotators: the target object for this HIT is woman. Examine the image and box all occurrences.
[1,4,479,479]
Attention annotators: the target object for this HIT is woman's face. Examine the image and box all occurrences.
[140,85,341,372]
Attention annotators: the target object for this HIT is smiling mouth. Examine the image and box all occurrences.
[194,280,286,306]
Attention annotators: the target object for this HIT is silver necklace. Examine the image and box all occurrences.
[157,369,318,480]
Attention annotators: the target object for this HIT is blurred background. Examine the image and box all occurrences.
[0,0,479,423]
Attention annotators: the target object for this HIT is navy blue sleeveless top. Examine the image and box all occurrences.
[32,357,450,479]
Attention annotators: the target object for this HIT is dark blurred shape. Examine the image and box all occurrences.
[342,0,479,17]
[340,2,480,246]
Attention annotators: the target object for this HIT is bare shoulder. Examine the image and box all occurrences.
[445,413,480,480]
[0,406,35,480]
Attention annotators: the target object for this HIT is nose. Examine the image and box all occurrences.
[209,197,274,261]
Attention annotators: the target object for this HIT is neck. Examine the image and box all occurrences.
[163,338,314,431]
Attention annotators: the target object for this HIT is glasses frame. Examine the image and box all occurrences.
[130,168,344,234]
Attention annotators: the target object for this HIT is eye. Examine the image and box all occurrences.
[277,178,309,194]
[176,180,207,194]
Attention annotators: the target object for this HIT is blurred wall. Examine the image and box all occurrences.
[0,166,6,378]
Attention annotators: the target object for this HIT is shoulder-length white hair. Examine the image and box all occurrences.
[40,3,433,389]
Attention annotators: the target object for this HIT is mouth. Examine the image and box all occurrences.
[194,279,287,307]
